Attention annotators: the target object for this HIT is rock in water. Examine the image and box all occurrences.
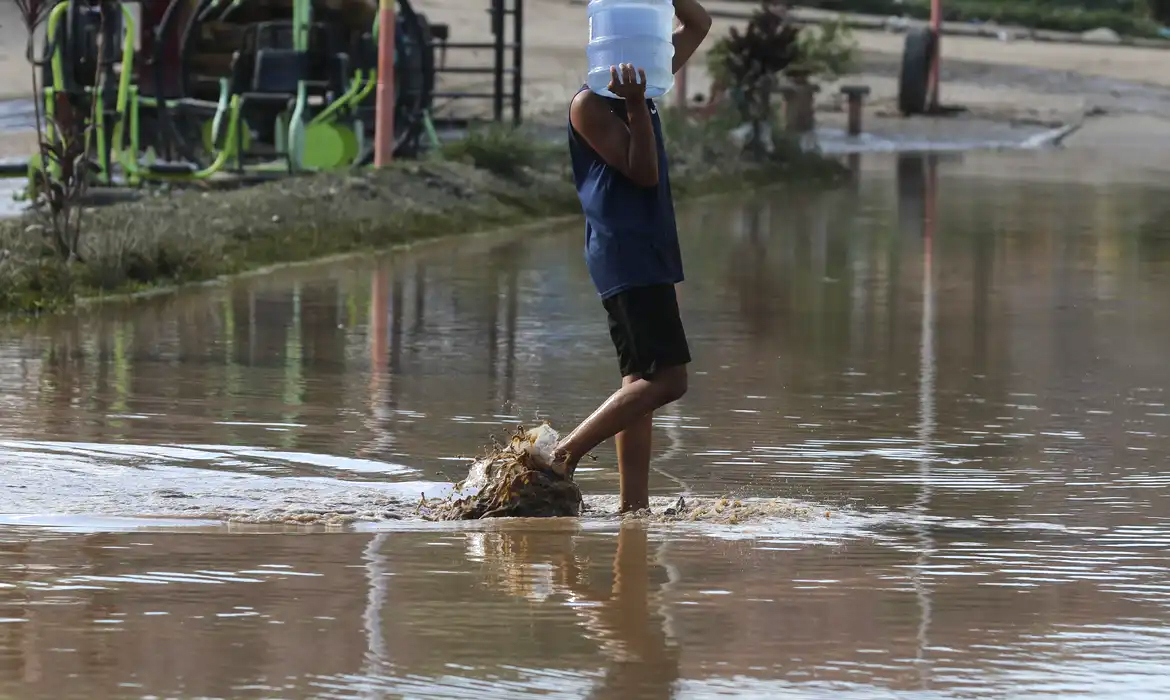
[421,425,582,520]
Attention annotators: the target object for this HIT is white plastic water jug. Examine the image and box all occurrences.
[586,0,676,99]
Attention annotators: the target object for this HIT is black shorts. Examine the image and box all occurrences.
[602,284,691,379]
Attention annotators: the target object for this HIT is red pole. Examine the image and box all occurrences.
[928,0,941,110]
[374,0,397,167]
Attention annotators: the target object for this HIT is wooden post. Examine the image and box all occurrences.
[374,0,396,167]
[780,83,818,134]
[927,0,941,110]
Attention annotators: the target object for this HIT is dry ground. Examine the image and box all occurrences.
[2,0,1170,158]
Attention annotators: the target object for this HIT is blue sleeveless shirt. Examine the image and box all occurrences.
[567,89,683,299]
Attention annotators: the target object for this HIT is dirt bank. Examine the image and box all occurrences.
[0,122,845,314]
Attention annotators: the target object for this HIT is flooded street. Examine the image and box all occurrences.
[0,150,1169,697]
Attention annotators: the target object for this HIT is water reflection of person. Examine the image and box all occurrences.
[479,523,680,699]
[582,523,680,700]
[728,198,785,342]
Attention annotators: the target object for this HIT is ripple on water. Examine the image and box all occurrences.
[0,440,415,476]
[0,439,448,526]
[309,668,603,700]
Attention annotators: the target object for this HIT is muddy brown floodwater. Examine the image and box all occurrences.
[0,150,1168,697]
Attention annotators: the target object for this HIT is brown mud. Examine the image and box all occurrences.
[415,425,835,525]
[420,426,583,520]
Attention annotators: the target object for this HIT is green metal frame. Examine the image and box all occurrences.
[40,0,136,183]
[29,0,389,187]
[123,80,244,181]
[41,1,247,184]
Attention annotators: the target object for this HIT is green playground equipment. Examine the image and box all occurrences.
[150,0,440,175]
[19,0,439,191]
[31,0,137,186]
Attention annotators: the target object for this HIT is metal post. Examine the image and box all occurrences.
[492,0,505,122]
[927,0,941,110]
[374,0,397,167]
[840,85,870,136]
[512,0,523,125]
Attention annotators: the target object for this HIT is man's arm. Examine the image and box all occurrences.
[671,0,712,74]
[570,91,660,188]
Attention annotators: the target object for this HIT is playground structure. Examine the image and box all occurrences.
[15,0,524,189]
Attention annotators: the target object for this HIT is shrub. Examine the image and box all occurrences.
[660,105,743,165]
[438,124,558,178]
[794,17,859,78]
[0,224,73,313]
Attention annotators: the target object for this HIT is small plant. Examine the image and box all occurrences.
[708,1,800,91]
[438,124,557,178]
[14,0,103,263]
[704,1,801,157]
[660,105,743,165]
[794,18,858,79]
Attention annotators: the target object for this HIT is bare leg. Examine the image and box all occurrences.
[554,365,686,475]
[616,391,654,512]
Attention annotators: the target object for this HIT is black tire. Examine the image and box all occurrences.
[898,27,936,117]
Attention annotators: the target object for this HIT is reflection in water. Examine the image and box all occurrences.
[581,526,680,700]
[901,154,940,685]
[389,272,404,378]
[360,268,393,461]
[467,525,681,699]
[0,523,1169,699]
[0,153,1165,696]
[363,533,392,683]
[652,401,690,495]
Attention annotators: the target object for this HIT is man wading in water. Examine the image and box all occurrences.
[541,0,711,512]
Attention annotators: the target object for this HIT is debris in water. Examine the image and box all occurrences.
[420,425,582,520]
[651,496,817,525]
[664,496,688,516]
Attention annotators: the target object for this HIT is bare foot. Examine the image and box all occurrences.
[547,448,579,480]
[528,446,575,480]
